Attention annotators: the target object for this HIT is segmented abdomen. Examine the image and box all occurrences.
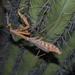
[29,38,62,54]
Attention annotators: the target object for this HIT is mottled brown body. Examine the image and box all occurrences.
[29,37,62,54]
[8,26,62,54]
[7,7,62,56]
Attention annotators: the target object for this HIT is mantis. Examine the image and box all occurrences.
[7,7,62,57]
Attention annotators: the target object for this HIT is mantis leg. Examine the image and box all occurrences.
[18,7,30,30]
[16,31,30,35]
[36,50,46,58]
[15,24,30,35]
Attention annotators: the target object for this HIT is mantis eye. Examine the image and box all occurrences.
[7,26,11,29]
[7,23,12,29]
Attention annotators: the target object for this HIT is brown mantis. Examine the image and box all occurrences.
[7,7,62,57]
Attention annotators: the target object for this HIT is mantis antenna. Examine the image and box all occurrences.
[41,17,61,32]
